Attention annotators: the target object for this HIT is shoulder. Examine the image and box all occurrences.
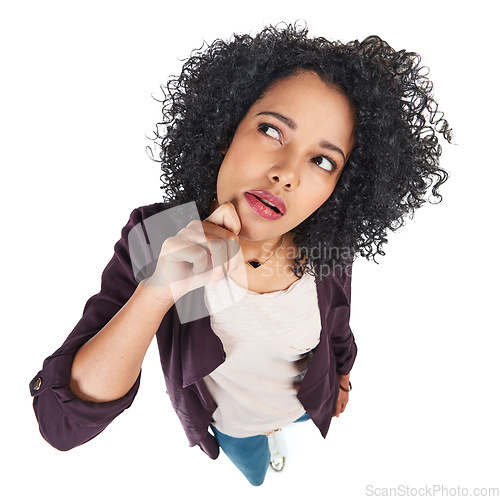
[123,200,191,233]
[125,200,203,242]
[128,201,173,223]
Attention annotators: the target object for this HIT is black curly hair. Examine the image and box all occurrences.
[147,21,452,282]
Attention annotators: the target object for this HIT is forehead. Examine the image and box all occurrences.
[249,71,357,150]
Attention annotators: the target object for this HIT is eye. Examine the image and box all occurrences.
[311,155,338,173]
[258,123,281,142]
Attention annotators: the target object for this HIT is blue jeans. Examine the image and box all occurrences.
[210,412,311,486]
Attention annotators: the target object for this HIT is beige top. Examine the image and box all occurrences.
[202,271,321,438]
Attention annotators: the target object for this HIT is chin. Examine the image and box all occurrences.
[240,224,282,244]
[237,224,259,241]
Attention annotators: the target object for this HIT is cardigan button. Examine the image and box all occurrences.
[33,377,42,391]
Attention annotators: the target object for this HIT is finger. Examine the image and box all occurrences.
[197,221,241,274]
[340,400,348,413]
[333,404,341,418]
[179,226,222,269]
[186,220,241,275]
[334,397,347,417]
[163,235,211,275]
[182,226,239,280]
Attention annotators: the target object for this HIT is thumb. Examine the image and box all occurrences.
[205,201,241,236]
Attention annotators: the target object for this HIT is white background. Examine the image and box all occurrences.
[2,0,498,498]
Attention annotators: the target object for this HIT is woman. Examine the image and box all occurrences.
[29,23,451,487]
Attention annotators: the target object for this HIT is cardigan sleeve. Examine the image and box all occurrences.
[330,263,358,376]
[29,206,153,451]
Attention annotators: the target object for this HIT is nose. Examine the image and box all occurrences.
[268,149,301,190]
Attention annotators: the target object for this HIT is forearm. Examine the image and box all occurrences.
[69,282,174,403]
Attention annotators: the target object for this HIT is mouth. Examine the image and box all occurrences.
[253,195,281,214]
[245,190,286,215]
[244,192,284,221]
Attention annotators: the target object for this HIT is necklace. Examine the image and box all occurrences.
[246,234,286,269]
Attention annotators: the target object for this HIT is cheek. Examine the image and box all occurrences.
[216,152,249,195]
[218,143,262,189]
[299,186,335,219]
[313,183,336,206]
[227,142,259,167]
[297,199,325,222]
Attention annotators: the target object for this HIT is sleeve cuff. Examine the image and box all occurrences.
[30,352,141,425]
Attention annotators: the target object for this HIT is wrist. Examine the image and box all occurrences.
[137,279,175,311]
[337,373,352,393]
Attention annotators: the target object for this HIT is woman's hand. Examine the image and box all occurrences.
[141,201,243,305]
[333,374,351,418]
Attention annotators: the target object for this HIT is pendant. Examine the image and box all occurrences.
[248,260,262,268]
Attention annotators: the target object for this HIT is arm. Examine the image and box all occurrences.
[330,263,357,417]
[69,283,173,403]
[330,263,357,375]
[29,205,170,450]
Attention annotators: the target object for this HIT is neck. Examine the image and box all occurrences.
[240,234,286,264]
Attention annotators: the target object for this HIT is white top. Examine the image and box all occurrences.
[202,270,321,437]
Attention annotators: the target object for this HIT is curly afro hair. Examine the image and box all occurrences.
[148,22,452,282]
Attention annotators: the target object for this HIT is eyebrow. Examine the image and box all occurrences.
[319,140,347,165]
[255,111,347,165]
[256,111,297,130]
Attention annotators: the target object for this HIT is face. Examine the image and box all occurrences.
[215,70,357,243]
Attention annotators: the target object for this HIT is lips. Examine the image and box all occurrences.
[244,193,283,220]
[245,190,287,215]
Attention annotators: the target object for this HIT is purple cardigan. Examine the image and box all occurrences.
[29,202,357,459]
